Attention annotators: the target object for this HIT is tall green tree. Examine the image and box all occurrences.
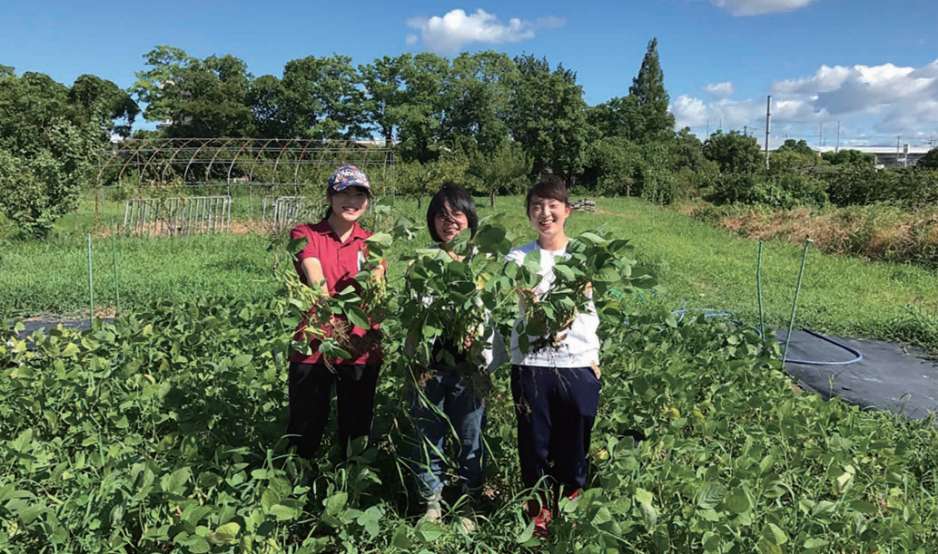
[69,74,139,138]
[628,38,674,141]
[508,55,588,182]
[133,47,253,137]
[444,51,516,157]
[359,54,411,146]
[587,95,643,140]
[397,53,450,163]
[248,75,291,138]
[281,55,366,140]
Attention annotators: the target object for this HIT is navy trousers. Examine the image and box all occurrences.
[287,362,380,459]
[510,365,601,493]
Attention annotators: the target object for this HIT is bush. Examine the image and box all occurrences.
[824,166,938,207]
[638,166,677,205]
[0,121,95,238]
[702,130,761,173]
[706,172,827,209]
[583,137,644,196]
[387,156,470,207]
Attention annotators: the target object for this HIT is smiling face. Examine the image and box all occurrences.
[328,187,369,223]
[527,194,571,242]
[433,201,469,244]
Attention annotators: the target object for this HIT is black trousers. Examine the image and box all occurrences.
[287,362,380,459]
[510,364,600,494]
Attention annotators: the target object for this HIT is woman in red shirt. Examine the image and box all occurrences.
[287,164,383,459]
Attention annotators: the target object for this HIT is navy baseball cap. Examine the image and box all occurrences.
[328,164,371,194]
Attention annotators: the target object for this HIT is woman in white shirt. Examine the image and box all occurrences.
[506,176,602,539]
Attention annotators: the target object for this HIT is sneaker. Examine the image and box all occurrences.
[532,506,552,538]
[423,494,443,523]
[457,515,478,533]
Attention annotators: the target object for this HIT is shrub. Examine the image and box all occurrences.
[824,166,938,207]
[706,172,827,209]
[583,137,644,196]
[0,121,95,238]
[702,130,761,173]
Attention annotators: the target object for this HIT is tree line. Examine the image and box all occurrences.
[3,40,937,238]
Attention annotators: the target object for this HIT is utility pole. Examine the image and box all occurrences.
[835,121,840,153]
[764,96,771,171]
[818,122,824,147]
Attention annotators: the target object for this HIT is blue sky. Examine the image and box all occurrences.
[2,0,937,146]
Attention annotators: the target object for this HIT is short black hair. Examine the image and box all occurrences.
[525,174,569,214]
[426,183,478,243]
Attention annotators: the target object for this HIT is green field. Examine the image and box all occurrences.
[3,196,936,350]
[3,195,938,552]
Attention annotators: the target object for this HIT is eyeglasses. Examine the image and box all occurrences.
[435,210,467,223]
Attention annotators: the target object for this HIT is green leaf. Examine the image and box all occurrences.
[160,467,191,496]
[723,484,753,514]
[554,264,576,282]
[696,482,726,510]
[324,491,348,515]
[634,487,658,527]
[208,522,240,545]
[357,506,383,537]
[762,523,788,545]
[515,521,536,544]
[803,538,830,549]
[345,306,370,329]
[367,232,393,247]
[269,504,300,522]
[417,520,444,542]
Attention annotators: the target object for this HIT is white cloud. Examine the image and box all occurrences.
[674,58,938,144]
[711,0,815,16]
[672,95,710,127]
[704,81,735,96]
[406,9,564,53]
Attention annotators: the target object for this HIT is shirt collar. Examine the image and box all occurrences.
[311,219,367,242]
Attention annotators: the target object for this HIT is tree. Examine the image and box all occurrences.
[397,53,450,163]
[131,45,195,124]
[703,130,761,173]
[359,54,411,146]
[281,55,367,140]
[69,74,139,138]
[820,149,874,166]
[628,38,674,142]
[669,127,706,172]
[444,51,516,158]
[0,70,97,237]
[508,55,588,183]
[248,75,291,138]
[916,147,938,170]
[132,47,253,137]
[583,136,644,196]
[586,95,643,141]
[466,140,531,207]
[777,138,814,156]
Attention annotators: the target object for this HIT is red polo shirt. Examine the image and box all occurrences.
[289,220,382,366]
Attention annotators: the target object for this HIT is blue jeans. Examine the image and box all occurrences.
[410,370,486,500]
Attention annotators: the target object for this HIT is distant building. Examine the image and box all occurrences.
[813,145,931,168]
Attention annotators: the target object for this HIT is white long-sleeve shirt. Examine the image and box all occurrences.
[506,241,600,368]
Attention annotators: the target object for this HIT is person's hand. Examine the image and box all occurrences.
[591,362,602,380]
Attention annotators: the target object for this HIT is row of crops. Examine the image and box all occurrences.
[3,299,938,552]
[2,221,938,552]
